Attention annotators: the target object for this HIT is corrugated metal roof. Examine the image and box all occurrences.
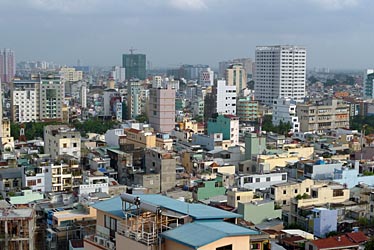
[91,196,125,218]
[137,194,240,220]
[161,221,260,248]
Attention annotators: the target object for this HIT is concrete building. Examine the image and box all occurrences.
[0,206,36,250]
[207,114,239,146]
[364,69,374,99]
[272,97,300,133]
[127,79,144,119]
[44,125,81,161]
[124,128,156,149]
[216,79,237,115]
[122,53,146,80]
[23,164,52,192]
[244,133,266,160]
[238,172,288,190]
[79,171,109,195]
[0,48,15,83]
[51,162,82,192]
[39,76,64,121]
[145,148,176,192]
[227,188,255,208]
[270,179,315,206]
[104,128,125,147]
[80,83,87,108]
[255,45,306,106]
[11,79,39,122]
[226,63,247,95]
[85,193,261,250]
[199,67,214,87]
[148,86,176,133]
[297,99,350,133]
[238,200,282,224]
[59,67,83,82]
[312,208,338,238]
[237,96,259,122]
[102,89,121,118]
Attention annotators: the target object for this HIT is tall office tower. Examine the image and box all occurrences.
[39,77,64,121]
[148,85,176,133]
[364,69,374,99]
[225,63,247,95]
[0,49,15,83]
[122,53,146,80]
[254,45,306,106]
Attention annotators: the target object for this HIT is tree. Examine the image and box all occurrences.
[135,113,148,123]
[365,237,374,250]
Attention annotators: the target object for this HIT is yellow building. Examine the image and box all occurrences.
[124,128,156,148]
[270,179,315,206]
[227,188,255,208]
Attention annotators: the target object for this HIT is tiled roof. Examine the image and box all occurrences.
[346,232,368,244]
[310,233,366,249]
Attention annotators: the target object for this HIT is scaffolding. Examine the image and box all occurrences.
[119,194,186,246]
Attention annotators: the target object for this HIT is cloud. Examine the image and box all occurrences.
[168,0,208,11]
[308,0,360,10]
[25,0,101,14]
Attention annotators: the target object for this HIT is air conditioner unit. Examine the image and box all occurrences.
[124,230,130,237]
[106,241,115,249]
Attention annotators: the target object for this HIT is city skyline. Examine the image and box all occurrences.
[0,0,373,69]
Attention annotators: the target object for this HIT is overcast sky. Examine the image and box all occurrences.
[0,0,372,69]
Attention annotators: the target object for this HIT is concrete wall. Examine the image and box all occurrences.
[237,201,282,224]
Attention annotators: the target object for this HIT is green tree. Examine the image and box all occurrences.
[365,237,374,250]
[135,113,148,123]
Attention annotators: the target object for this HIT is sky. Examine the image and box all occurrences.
[0,0,373,69]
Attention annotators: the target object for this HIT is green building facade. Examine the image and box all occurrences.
[244,133,266,160]
[122,54,146,80]
[192,177,226,201]
[237,200,281,224]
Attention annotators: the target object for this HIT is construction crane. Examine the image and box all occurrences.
[129,47,137,54]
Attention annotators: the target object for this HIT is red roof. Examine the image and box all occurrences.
[346,232,368,244]
[126,128,142,134]
[311,232,367,249]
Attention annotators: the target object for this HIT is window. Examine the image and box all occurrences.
[63,143,67,148]
[266,177,271,182]
[216,245,232,250]
[237,196,241,201]
[73,143,77,147]
[252,243,260,250]
[283,190,287,195]
[282,174,287,180]
[283,200,287,205]
[294,189,298,194]
[37,179,42,184]
[256,178,260,183]
[306,188,309,192]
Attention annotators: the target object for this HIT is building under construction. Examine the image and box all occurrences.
[0,205,36,250]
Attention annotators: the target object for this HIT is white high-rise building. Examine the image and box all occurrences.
[199,68,214,87]
[254,45,306,106]
[216,80,236,115]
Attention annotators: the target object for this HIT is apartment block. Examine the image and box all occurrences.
[39,77,64,121]
[145,148,176,192]
[297,99,350,133]
[44,125,81,161]
[270,179,315,206]
[237,96,259,122]
[11,79,39,122]
[124,128,156,149]
[216,79,237,115]
[51,161,82,192]
[59,67,83,82]
[255,45,306,105]
[272,97,300,133]
[225,63,247,95]
[207,114,239,146]
[148,86,176,133]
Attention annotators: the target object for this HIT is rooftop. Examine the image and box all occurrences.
[161,221,260,249]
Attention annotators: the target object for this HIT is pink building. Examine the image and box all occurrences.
[148,86,176,133]
[0,49,15,83]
